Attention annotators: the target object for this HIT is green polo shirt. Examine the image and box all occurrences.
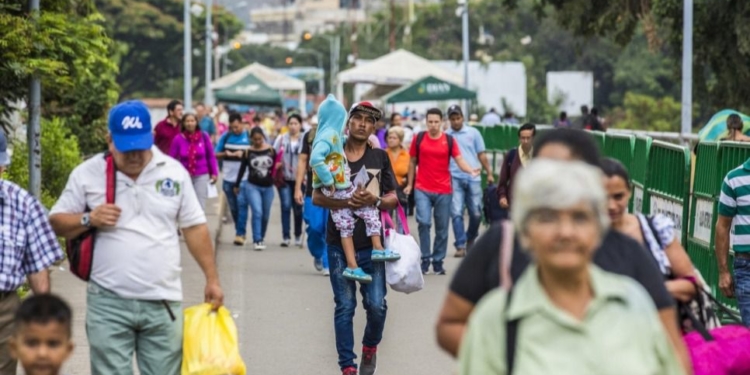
[719,159,750,252]
[459,264,685,375]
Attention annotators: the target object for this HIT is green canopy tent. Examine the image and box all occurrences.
[214,73,283,106]
[382,75,477,103]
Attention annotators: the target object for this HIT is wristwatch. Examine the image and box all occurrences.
[375,197,382,208]
[81,213,91,228]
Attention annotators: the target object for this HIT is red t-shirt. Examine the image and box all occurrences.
[409,132,461,194]
[154,118,181,155]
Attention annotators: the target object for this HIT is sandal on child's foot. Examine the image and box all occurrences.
[372,249,401,262]
[343,267,372,283]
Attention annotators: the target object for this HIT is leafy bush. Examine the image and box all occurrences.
[6,117,83,209]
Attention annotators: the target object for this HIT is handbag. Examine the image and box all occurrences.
[271,146,286,188]
[381,204,423,294]
[681,290,750,375]
[65,154,116,281]
[679,271,722,333]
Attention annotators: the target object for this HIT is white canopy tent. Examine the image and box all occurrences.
[211,62,307,115]
[336,49,462,102]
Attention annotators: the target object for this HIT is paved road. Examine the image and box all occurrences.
[52,195,476,374]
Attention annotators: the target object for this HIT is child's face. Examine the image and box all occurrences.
[10,322,74,375]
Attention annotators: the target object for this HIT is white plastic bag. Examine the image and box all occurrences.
[207,182,218,199]
[383,206,423,294]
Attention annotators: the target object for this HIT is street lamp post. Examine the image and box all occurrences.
[304,32,339,97]
[204,0,213,107]
[458,0,470,116]
[297,48,325,95]
[681,0,693,140]
[184,0,192,111]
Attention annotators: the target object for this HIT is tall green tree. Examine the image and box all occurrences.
[0,0,119,154]
[502,0,750,122]
[95,0,243,100]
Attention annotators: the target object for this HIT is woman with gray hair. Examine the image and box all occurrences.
[459,159,685,375]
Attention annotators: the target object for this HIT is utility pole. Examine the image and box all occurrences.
[28,0,41,198]
[204,0,214,106]
[460,0,470,116]
[389,0,396,51]
[283,0,289,42]
[350,0,358,60]
[184,0,193,111]
[680,0,693,139]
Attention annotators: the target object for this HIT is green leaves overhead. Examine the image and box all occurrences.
[0,0,119,154]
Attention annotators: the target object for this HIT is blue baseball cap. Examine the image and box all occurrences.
[108,100,153,152]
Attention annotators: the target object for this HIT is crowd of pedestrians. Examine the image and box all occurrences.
[6,91,750,375]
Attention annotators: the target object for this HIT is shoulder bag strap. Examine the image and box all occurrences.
[499,220,515,291]
[415,132,425,162]
[645,215,665,249]
[105,154,116,204]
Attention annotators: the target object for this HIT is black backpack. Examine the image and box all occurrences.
[414,132,455,165]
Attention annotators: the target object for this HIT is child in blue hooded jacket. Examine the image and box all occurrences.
[310,95,400,283]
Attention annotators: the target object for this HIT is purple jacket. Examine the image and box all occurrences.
[169,131,219,177]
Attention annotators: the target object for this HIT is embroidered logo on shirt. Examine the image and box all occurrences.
[155,178,181,197]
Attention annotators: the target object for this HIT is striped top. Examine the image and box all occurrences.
[719,161,750,252]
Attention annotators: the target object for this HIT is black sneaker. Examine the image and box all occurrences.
[421,260,430,275]
[433,262,446,275]
[360,346,377,375]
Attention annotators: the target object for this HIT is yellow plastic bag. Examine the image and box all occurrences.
[182,303,247,375]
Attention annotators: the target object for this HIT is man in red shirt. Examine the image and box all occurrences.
[404,108,478,275]
[153,99,183,154]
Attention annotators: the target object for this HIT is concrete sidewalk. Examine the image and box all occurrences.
[53,193,468,374]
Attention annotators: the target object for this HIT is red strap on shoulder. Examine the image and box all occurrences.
[105,155,116,204]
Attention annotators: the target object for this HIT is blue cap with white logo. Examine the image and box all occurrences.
[108,100,153,152]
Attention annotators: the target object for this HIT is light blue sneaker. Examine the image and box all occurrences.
[343,267,372,283]
[372,249,401,262]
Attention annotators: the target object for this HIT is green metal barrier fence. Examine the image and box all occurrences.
[484,126,503,150]
[604,133,636,211]
[643,140,691,245]
[589,131,606,151]
[631,137,652,214]
[687,142,723,307]
[604,134,636,170]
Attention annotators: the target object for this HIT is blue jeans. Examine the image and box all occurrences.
[451,179,483,249]
[222,181,239,223]
[236,181,274,242]
[328,245,387,370]
[277,180,303,240]
[415,189,451,265]
[734,257,750,325]
[304,196,329,269]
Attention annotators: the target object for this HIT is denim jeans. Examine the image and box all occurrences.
[87,282,183,375]
[277,180,303,240]
[304,196,329,269]
[328,245,387,370]
[734,257,750,325]
[414,189,452,265]
[222,181,239,223]
[236,181,274,242]
[451,179,483,249]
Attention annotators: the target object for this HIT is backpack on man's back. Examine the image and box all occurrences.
[414,131,455,165]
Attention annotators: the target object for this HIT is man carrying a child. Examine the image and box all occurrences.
[312,100,399,375]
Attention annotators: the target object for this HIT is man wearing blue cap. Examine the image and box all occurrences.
[0,130,64,375]
[50,100,224,375]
